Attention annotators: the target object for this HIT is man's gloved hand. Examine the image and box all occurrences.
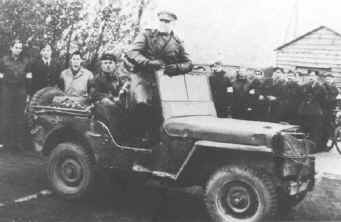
[101,97,115,105]
[164,64,179,76]
[148,60,163,69]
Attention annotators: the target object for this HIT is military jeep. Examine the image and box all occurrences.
[28,70,315,222]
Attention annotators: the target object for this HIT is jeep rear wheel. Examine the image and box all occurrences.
[205,165,278,222]
[47,142,95,200]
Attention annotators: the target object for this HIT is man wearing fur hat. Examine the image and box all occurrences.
[89,53,127,142]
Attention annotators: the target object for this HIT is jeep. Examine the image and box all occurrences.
[28,70,315,222]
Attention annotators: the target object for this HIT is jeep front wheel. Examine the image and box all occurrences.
[205,165,278,222]
[47,142,95,200]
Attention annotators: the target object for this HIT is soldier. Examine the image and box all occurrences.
[245,70,266,121]
[0,39,31,150]
[209,61,232,118]
[260,68,282,122]
[320,73,338,151]
[59,51,94,97]
[285,71,301,124]
[298,71,325,153]
[125,10,193,143]
[29,43,61,96]
[231,68,250,119]
[89,53,124,103]
[89,53,127,142]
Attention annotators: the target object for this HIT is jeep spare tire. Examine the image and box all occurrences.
[205,165,278,222]
[29,87,65,111]
[47,142,95,200]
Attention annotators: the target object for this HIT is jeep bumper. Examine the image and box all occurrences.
[281,156,315,196]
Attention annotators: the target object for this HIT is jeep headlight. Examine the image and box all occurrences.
[272,133,309,158]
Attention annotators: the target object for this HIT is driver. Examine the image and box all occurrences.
[89,53,127,142]
[89,53,124,104]
[125,10,193,143]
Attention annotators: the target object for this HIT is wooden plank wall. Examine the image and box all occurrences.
[276,27,341,88]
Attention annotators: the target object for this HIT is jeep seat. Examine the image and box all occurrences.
[163,116,298,146]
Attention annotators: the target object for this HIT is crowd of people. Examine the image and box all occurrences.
[209,62,339,153]
[0,10,192,153]
[0,10,338,155]
[0,38,125,150]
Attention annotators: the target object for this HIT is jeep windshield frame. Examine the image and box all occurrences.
[156,70,217,120]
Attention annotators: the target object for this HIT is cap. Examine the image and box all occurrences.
[213,61,223,66]
[100,53,117,62]
[157,11,177,21]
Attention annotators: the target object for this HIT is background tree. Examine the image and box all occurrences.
[0,0,152,67]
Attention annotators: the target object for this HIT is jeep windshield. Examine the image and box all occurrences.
[157,70,217,120]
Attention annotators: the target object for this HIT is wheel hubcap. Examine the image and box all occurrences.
[226,186,251,213]
[218,181,259,219]
[59,159,83,185]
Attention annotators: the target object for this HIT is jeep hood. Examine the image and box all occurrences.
[163,116,298,147]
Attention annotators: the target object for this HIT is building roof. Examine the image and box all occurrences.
[275,26,341,51]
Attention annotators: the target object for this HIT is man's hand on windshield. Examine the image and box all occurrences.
[148,60,163,69]
[101,97,115,105]
[164,64,179,76]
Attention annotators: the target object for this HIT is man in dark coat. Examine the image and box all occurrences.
[298,75,325,153]
[89,54,124,103]
[0,39,30,150]
[231,70,250,119]
[209,61,232,118]
[284,72,301,124]
[29,43,61,96]
[245,72,266,121]
[320,74,338,151]
[125,10,193,141]
[89,53,127,142]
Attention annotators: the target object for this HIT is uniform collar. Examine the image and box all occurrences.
[71,67,85,79]
[157,30,174,36]
[99,71,119,81]
[8,54,22,62]
[41,57,51,66]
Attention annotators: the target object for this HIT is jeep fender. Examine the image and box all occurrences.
[172,140,276,185]
[42,118,111,163]
[42,118,150,169]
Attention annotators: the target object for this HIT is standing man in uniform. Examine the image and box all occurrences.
[125,10,193,143]
[245,71,266,121]
[231,69,249,119]
[298,72,325,153]
[320,73,338,151]
[29,43,61,96]
[209,61,232,118]
[0,39,31,150]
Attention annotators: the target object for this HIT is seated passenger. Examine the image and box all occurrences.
[59,51,94,98]
[89,53,123,104]
[89,53,126,141]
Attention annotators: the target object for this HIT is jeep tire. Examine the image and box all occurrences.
[47,142,95,200]
[205,165,278,222]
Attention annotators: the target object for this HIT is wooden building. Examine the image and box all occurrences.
[275,26,341,86]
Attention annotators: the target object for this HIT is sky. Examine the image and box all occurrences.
[88,0,341,67]
[140,0,341,67]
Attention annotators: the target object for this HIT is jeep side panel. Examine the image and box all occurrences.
[39,117,151,170]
